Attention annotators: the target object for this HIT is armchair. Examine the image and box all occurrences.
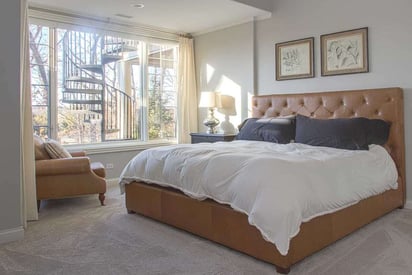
[34,135,107,210]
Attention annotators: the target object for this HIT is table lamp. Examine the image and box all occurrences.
[218,95,237,134]
[199,91,222,134]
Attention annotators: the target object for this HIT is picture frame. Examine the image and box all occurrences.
[275,37,314,81]
[321,27,369,76]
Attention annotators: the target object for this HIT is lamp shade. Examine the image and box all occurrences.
[199,91,222,108]
[218,95,237,116]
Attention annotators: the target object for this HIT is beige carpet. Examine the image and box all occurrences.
[1,184,412,275]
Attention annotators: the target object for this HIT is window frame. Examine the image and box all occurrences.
[28,11,180,152]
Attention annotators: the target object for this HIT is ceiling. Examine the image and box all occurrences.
[28,0,272,35]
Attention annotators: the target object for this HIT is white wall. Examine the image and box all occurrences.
[0,0,23,240]
[194,0,412,203]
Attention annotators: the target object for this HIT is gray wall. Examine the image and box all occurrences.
[195,22,254,132]
[0,0,23,231]
[233,0,273,12]
[194,0,412,202]
[88,150,142,179]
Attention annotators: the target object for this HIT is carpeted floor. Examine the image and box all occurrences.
[1,184,412,275]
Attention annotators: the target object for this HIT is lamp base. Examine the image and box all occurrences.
[219,119,236,134]
[203,108,220,134]
[205,126,218,134]
[203,118,219,134]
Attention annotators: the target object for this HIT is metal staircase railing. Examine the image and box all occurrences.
[62,30,137,141]
[105,84,136,140]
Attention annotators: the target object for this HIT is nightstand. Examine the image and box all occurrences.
[190,133,237,144]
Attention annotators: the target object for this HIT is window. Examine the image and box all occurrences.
[29,23,178,146]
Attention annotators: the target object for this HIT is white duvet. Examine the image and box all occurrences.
[119,141,398,255]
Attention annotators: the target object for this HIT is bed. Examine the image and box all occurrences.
[121,87,405,274]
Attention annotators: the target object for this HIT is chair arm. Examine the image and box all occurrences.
[36,157,91,176]
[70,151,86,157]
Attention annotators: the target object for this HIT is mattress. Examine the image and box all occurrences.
[119,141,398,255]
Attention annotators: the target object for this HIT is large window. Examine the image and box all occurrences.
[29,23,178,145]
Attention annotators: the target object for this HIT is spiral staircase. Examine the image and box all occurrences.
[62,32,137,141]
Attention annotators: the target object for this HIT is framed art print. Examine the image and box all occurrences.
[275,37,314,81]
[321,27,369,76]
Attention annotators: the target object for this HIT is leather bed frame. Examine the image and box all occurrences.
[125,87,405,273]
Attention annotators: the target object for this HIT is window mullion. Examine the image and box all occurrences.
[49,27,58,139]
[141,42,148,141]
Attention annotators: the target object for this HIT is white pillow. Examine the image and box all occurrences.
[44,139,72,159]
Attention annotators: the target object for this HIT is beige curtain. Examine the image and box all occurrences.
[177,36,198,143]
[21,0,38,224]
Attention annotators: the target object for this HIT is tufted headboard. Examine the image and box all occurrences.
[252,87,405,205]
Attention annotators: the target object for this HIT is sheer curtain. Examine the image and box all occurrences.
[177,36,198,144]
[21,0,38,224]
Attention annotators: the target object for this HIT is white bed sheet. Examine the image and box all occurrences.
[119,141,398,255]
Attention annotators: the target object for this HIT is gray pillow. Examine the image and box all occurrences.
[236,116,296,144]
[295,115,390,150]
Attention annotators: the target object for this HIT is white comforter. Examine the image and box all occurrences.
[119,141,398,255]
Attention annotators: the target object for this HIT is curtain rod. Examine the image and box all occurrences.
[28,5,190,41]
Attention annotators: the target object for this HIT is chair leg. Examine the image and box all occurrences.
[37,200,41,212]
[99,193,105,206]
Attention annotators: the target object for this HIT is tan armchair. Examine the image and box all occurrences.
[34,135,107,210]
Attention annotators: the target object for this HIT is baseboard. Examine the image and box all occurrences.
[0,226,24,245]
[107,178,119,188]
[405,200,412,210]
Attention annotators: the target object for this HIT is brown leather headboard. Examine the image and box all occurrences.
[252,87,405,205]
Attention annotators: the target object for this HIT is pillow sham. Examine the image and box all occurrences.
[33,135,51,160]
[295,115,390,150]
[236,116,295,144]
[44,139,72,159]
[365,118,391,145]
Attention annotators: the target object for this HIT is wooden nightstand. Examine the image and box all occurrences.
[190,133,237,144]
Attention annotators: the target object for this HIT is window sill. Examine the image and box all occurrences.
[64,140,177,155]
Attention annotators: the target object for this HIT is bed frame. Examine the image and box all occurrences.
[125,87,405,273]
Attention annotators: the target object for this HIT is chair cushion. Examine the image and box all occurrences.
[34,135,50,160]
[91,162,106,178]
[44,139,72,159]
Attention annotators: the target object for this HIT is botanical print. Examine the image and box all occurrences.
[280,43,310,76]
[326,33,364,71]
[276,37,314,80]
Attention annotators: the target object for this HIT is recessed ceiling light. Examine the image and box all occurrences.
[131,3,145,8]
